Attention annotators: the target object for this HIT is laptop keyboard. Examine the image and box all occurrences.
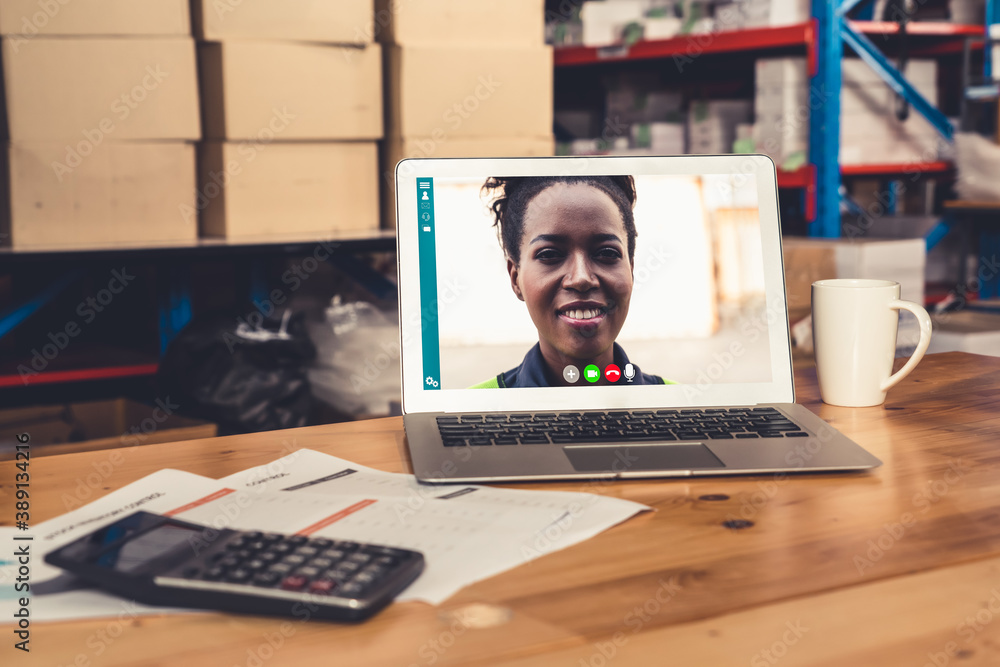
[436,407,809,447]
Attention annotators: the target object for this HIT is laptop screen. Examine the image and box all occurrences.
[396,156,793,414]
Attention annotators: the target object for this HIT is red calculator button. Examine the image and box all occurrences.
[308,579,337,595]
[280,575,307,591]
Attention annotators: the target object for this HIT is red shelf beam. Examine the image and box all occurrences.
[0,363,160,388]
[554,22,817,66]
[554,21,984,67]
[840,161,954,176]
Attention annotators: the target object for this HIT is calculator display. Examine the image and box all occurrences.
[99,524,201,573]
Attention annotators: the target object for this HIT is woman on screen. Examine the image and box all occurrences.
[471,175,670,388]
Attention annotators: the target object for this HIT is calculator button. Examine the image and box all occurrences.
[286,536,309,546]
[310,538,333,549]
[335,541,359,551]
[272,543,293,554]
[219,556,240,568]
[225,538,246,550]
[252,572,281,587]
[374,556,398,567]
[353,571,377,586]
[339,582,365,597]
[362,565,388,580]
[294,546,319,557]
[258,552,279,562]
[308,579,337,595]
[321,549,345,560]
[268,563,293,575]
[246,559,266,571]
[347,553,371,565]
[282,554,307,565]
[203,566,225,580]
[310,557,333,569]
[296,566,321,578]
[245,532,263,540]
[248,541,267,551]
[235,549,254,560]
[225,569,251,583]
[280,575,307,591]
[261,533,282,543]
[336,561,361,573]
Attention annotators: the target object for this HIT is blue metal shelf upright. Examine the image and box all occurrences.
[808,0,999,237]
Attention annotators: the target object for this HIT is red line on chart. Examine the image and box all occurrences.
[164,489,236,516]
[296,500,377,536]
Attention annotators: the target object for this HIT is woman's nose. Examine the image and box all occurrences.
[562,253,599,292]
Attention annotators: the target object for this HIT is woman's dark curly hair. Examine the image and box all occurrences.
[481,176,638,266]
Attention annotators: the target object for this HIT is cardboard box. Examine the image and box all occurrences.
[374,0,544,47]
[781,237,926,319]
[381,135,554,229]
[199,141,379,238]
[2,37,200,141]
[1,141,197,249]
[0,399,217,459]
[927,311,1000,357]
[0,0,190,36]
[193,0,373,43]
[385,45,552,139]
[199,41,382,141]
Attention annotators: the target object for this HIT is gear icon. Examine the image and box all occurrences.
[425,376,439,388]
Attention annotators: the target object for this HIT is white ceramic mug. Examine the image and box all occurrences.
[811,279,933,407]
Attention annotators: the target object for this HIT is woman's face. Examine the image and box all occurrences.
[507,183,633,365]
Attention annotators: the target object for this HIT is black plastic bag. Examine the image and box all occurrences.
[159,311,316,435]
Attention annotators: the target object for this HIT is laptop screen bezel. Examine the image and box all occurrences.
[395,155,795,414]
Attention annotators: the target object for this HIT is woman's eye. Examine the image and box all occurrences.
[595,247,623,260]
[535,248,562,261]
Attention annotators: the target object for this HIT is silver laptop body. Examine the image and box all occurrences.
[394,155,881,483]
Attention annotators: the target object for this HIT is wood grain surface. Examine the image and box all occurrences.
[3,352,999,667]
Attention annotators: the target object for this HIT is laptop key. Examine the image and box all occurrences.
[706,432,734,439]
[520,436,550,444]
[735,433,760,439]
[467,437,493,446]
[494,437,519,445]
[785,432,809,437]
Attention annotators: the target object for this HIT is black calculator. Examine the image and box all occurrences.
[44,511,425,622]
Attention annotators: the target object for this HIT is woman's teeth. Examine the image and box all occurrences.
[565,308,602,320]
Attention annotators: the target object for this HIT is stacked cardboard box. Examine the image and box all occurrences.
[841,59,941,166]
[687,100,753,154]
[377,0,554,230]
[754,57,942,167]
[0,0,200,248]
[193,0,381,238]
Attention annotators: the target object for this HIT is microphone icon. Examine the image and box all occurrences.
[624,363,636,382]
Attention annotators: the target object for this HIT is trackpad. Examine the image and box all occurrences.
[563,444,725,472]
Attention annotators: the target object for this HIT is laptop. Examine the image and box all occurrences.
[394,155,882,483]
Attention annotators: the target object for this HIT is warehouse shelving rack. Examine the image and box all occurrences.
[552,1,998,238]
[0,233,396,394]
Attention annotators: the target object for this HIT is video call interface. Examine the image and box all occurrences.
[415,173,773,392]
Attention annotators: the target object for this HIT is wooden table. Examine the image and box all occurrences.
[6,352,1000,666]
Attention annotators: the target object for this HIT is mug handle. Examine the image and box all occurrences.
[880,299,933,393]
